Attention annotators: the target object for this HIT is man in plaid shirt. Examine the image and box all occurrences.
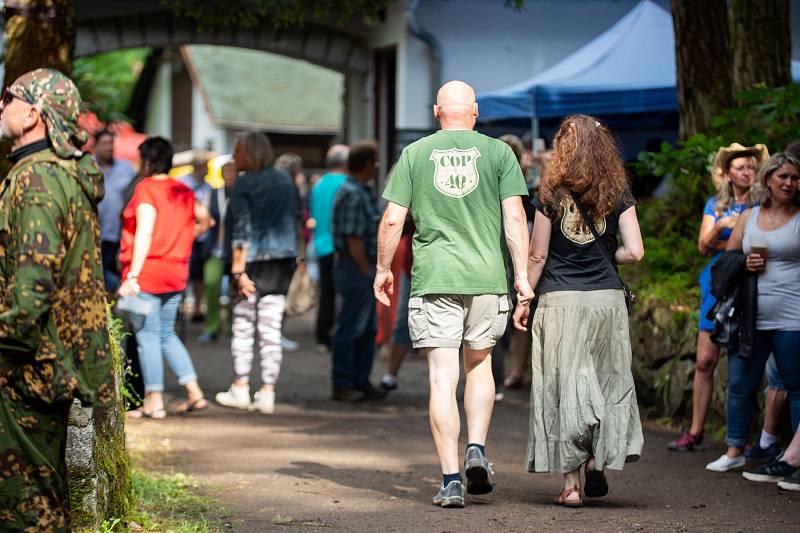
[330,140,385,402]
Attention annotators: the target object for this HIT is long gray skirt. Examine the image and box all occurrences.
[526,289,643,474]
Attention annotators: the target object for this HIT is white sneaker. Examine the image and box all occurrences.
[706,454,746,472]
[251,389,275,414]
[215,384,251,410]
[281,336,299,351]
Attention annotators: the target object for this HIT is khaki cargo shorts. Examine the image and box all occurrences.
[407,294,511,350]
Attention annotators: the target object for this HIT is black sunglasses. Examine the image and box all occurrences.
[1,88,28,107]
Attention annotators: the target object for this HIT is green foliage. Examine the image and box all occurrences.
[710,83,800,145]
[164,0,525,28]
[631,84,800,306]
[108,307,142,410]
[73,48,150,123]
[87,469,230,532]
[165,0,393,28]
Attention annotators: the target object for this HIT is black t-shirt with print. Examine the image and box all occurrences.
[532,191,635,294]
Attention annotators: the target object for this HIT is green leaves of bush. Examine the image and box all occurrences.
[631,84,800,305]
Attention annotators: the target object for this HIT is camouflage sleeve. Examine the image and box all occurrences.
[0,179,64,354]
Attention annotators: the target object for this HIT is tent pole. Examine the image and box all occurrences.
[531,88,539,156]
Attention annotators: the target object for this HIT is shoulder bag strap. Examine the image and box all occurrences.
[569,191,625,289]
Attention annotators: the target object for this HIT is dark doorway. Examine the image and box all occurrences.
[373,47,396,190]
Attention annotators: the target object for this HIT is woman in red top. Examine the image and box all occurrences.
[119,137,213,418]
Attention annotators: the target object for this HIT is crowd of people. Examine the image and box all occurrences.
[1,65,797,530]
[667,140,800,492]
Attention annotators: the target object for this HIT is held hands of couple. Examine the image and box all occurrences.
[512,277,534,331]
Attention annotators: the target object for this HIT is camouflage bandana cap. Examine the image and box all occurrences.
[9,68,87,159]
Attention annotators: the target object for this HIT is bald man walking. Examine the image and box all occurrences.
[375,81,533,508]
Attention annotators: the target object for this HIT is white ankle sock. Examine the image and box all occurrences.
[382,374,397,386]
[760,430,779,449]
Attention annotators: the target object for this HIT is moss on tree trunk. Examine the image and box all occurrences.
[67,311,133,529]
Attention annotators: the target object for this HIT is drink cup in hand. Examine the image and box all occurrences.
[749,234,768,260]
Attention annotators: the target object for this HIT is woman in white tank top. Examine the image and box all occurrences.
[707,153,800,475]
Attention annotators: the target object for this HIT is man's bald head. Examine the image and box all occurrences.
[433,80,478,129]
[436,80,476,107]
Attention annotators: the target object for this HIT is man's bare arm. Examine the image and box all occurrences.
[374,202,409,306]
[501,196,533,305]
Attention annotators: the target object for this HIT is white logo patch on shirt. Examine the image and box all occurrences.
[560,197,606,244]
[429,147,481,198]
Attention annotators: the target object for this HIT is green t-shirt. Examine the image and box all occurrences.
[383,130,527,296]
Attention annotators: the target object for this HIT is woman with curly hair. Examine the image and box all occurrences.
[513,115,644,507]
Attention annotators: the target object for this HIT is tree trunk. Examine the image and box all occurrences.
[2,0,75,173]
[729,0,791,96]
[671,0,734,139]
[3,0,75,85]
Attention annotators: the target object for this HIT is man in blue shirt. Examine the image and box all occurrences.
[310,144,349,349]
[94,129,137,292]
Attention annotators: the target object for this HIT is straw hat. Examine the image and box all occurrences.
[711,142,769,191]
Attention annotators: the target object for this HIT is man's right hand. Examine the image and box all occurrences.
[374,269,394,306]
[514,277,534,307]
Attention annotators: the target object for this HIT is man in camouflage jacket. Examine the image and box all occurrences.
[0,69,114,532]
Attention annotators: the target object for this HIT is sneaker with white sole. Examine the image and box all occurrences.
[743,459,798,483]
[281,336,299,351]
[464,445,494,494]
[432,480,465,508]
[778,468,800,491]
[706,453,746,472]
[215,384,251,410]
[251,389,275,414]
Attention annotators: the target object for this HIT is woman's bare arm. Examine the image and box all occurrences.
[616,206,644,264]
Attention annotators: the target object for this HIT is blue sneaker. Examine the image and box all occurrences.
[464,445,494,495]
[432,480,465,508]
[745,442,782,462]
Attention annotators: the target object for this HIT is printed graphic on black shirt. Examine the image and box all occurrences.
[560,196,607,245]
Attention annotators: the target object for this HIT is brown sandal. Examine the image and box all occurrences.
[127,407,167,419]
[176,397,209,414]
[554,484,583,508]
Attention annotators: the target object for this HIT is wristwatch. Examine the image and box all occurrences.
[232,272,244,282]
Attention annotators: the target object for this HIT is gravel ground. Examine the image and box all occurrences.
[126,313,799,532]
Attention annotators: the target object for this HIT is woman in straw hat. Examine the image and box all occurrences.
[667,143,768,452]
[713,152,800,476]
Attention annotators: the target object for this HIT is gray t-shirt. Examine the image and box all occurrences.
[743,206,800,330]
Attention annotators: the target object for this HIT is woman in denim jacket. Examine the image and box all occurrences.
[215,132,303,414]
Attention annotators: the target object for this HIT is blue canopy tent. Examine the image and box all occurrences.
[477,0,800,145]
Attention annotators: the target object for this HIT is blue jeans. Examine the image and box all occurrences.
[331,258,376,389]
[135,292,198,393]
[727,330,800,448]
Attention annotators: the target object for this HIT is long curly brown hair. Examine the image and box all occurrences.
[539,115,628,223]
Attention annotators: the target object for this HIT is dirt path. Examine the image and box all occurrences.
[127,315,799,532]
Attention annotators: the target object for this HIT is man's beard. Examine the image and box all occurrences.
[0,117,13,140]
